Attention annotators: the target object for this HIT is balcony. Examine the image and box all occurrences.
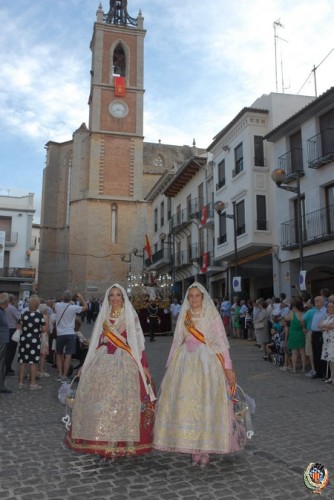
[281,204,334,249]
[174,249,191,270]
[232,160,243,178]
[0,267,35,279]
[170,208,190,233]
[188,197,204,219]
[277,148,304,180]
[216,178,226,190]
[144,247,171,270]
[1,231,18,246]
[307,128,334,169]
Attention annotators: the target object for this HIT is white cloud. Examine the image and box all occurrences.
[0,0,333,213]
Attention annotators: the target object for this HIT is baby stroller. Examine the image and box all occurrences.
[271,331,285,367]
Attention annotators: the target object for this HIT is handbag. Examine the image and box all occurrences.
[12,328,22,342]
[255,321,265,329]
[58,376,78,406]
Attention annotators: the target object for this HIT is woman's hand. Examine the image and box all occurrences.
[225,368,236,387]
[143,366,152,385]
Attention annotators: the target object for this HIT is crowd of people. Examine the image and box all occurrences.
[0,283,248,467]
[1,283,333,467]
[217,288,334,382]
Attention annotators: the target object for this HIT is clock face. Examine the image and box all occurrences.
[109,100,128,118]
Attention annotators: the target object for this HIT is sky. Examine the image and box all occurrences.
[0,0,333,222]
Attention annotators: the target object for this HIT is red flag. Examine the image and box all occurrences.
[200,205,208,225]
[145,235,153,263]
[114,76,126,96]
[201,252,209,273]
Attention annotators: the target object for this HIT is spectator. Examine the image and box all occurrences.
[253,299,269,356]
[37,303,50,378]
[303,298,317,378]
[18,296,46,390]
[319,302,334,383]
[0,293,11,394]
[310,296,327,379]
[220,296,231,336]
[5,294,21,376]
[285,299,306,374]
[55,290,88,382]
[170,298,181,335]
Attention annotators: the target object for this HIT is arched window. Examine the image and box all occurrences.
[113,43,126,76]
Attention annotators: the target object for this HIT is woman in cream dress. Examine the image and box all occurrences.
[153,282,246,466]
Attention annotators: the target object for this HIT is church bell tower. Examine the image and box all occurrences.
[67,1,149,294]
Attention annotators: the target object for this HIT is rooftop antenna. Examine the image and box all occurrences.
[273,19,287,92]
[297,47,334,96]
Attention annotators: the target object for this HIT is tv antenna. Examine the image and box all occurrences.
[297,48,334,97]
[273,19,288,92]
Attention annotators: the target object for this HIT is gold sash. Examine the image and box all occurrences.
[184,309,236,397]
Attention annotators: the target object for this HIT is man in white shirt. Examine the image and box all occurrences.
[55,290,88,382]
[170,298,181,334]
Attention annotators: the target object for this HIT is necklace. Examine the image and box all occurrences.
[111,307,123,318]
[190,309,202,317]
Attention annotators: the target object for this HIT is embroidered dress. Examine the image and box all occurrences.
[65,284,155,458]
[153,283,246,456]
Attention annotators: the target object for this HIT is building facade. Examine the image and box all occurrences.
[266,87,334,297]
[38,2,197,299]
[0,193,36,297]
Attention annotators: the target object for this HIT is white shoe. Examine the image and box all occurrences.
[305,370,316,378]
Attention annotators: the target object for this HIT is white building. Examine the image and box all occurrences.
[208,92,315,299]
[0,193,36,297]
[265,87,334,296]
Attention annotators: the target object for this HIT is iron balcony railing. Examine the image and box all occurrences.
[144,247,171,269]
[0,231,18,246]
[174,249,191,269]
[278,148,304,178]
[0,267,35,278]
[189,197,205,218]
[170,207,190,232]
[281,203,334,249]
[307,128,334,169]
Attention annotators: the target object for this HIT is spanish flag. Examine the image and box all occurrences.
[145,234,153,263]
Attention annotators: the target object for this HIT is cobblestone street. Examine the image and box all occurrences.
[0,325,333,499]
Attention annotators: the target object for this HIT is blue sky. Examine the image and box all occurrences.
[1,0,333,222]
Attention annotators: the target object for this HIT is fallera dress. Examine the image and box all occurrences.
[153,302,246,455]
[65,301,155,458]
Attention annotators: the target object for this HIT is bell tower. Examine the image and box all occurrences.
[66,1,149,294]
[88,0,145,198]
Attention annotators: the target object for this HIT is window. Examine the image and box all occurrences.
[154,208,158,232]
[186,195,191,217]
[256,195,267,230]
[160,201,164,227]
[326,183,334,233]
[113,43,126,76]
[254,136,264,166]
[289,130,303,174]
[216,160,226,190]
[236,200,245,235]
[167,197,171,220]
[217,213,227,244]
[233,143,243,177]
[293,195,306,243]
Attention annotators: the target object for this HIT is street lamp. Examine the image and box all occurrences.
[214,200,238,277]
[271,168,304,271]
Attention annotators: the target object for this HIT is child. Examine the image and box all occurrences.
[264,315,283,362]
[74,317,89,369]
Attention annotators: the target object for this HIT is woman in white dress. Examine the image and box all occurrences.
[153,282,246,466]
[319,301,334,383]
